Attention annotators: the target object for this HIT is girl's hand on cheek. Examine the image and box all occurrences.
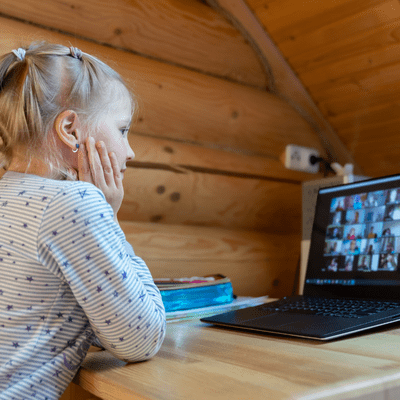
[78,137,124,218]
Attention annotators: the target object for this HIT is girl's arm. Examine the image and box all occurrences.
[38,184,166,362]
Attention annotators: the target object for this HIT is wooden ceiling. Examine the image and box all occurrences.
[245,0,400,178]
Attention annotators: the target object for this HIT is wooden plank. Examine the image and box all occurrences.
[0,0,267,88]
[283,2,400,74]
[120,221,297,262]
[329,102,400,135]
[130,79,318,158]
[299,39,400,89]
[247,0,386,44]
[310,62,400,105]
[208,0,360,171]
[118,167,302,232]
[129,134,324,183]
[316,67,400,117]
[273,0,399,57]
[120,221,301,297]
[0,16,321,159]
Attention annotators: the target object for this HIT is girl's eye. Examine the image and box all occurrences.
[120,128,129,137]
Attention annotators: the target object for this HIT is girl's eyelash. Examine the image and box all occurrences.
[120,128,129,136]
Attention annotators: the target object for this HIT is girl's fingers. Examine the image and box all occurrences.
[86,137,104,186]
[96,141,114,186]
[78,137,124,216]
[77,143,93,183]
[109,152,122,188]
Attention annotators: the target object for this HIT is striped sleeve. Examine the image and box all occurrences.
[37,182,166,362]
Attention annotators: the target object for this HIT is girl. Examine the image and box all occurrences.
[0,42,166,399]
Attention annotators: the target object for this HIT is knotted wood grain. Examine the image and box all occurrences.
[119,167,302,232]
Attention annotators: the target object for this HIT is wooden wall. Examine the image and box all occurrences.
[0,0,331,298]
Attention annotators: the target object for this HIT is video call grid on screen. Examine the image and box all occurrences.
[323,185,400,274]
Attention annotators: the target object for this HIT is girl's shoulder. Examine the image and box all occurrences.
[38,177,114,227]
[1,171,105,206]
[49,178,106,206]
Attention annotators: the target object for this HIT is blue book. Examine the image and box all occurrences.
[154,274,234,312]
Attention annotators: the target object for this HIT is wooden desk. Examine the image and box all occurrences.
[73,305,400,400]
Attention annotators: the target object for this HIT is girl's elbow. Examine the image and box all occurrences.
[123,321,166,363]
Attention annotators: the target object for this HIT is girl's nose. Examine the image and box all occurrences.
[126,139,135,161]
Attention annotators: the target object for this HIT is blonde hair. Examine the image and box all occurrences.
[0,41,135,177]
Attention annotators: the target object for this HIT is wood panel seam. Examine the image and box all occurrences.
[127,161,302,185]
[206,0,274,91]
[131,131,279,160]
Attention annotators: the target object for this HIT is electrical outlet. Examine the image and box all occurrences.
[284,145,320,173]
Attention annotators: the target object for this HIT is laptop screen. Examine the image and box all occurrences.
[305,174,400,300]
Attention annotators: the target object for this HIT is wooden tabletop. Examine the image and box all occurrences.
[74,304,400,400]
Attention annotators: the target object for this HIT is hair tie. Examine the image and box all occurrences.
[70,46,83,60]
[11,48,26,62]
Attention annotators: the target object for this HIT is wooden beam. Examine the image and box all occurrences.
[207,0,363,172]
[121,221,275,262]
[129,134,324,183]
[0,0,267,88]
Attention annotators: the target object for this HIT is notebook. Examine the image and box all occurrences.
[201,174,400,340]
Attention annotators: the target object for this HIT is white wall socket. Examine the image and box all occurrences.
[284,144,320,173]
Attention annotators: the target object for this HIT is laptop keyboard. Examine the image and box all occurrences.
[265,297,400,319]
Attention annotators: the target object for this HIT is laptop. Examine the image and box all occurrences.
[201,174,400,340]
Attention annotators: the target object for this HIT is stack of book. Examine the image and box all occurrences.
[154,274,234,312]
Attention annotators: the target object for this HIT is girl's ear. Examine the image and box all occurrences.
[54,110,80,150]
